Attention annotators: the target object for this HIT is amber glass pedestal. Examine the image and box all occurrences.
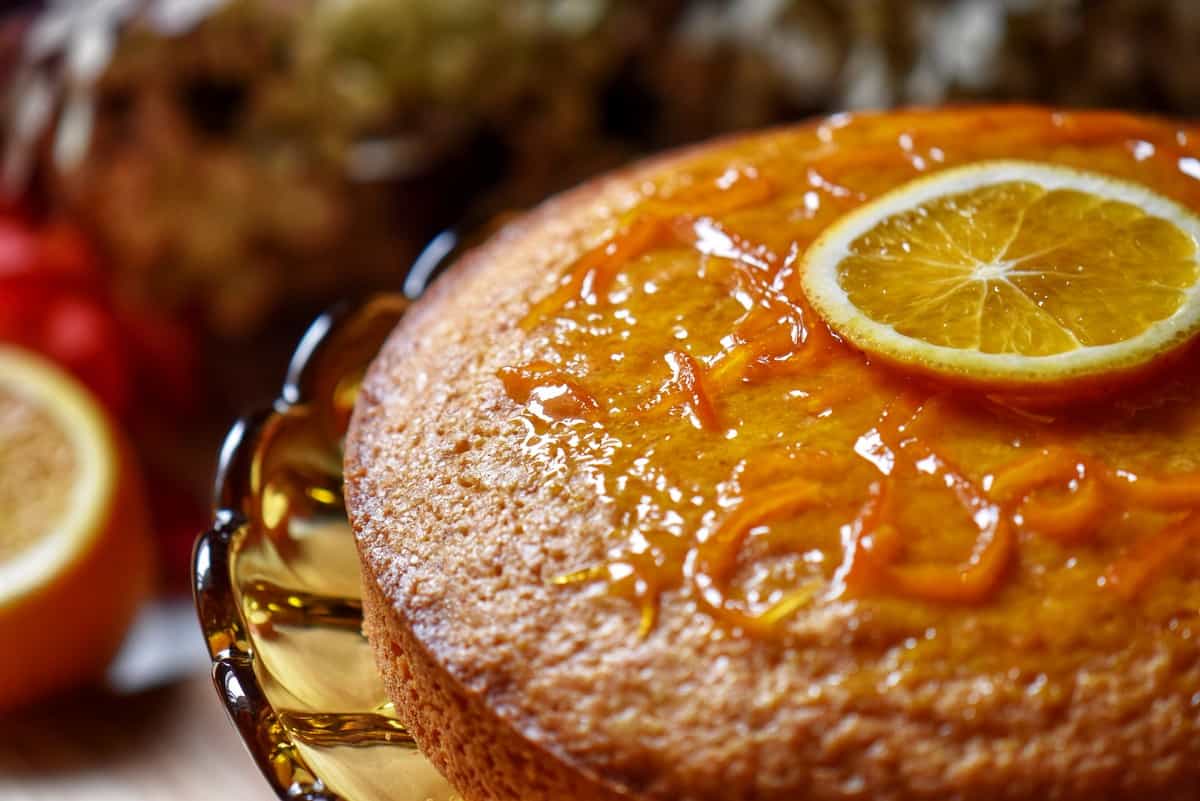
[193,288,462,801]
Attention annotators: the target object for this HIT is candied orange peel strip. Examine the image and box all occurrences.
[691,477,827,635]
[882,449,1015,605]
[497,361,602,420]
[695,478,827,584]
[520,215,670,329]
[986,446,1086,504]
[705,343,760,388]
[710,238,840,387]
[984,445,1107,544]
[837,394,1016,604]
[1105,512,1200,600]
[983,442,1200,552]
[1101,468,1200,510]
[698,581,826,639]
[551,530,691,639]
[522,166,777,329]
[637,350,721,431]
[831,480,901,598]
[1018,475,1106,545]
[886,514,1015,605]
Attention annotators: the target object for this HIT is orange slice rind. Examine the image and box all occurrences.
[800,160,1200,390]
[0,346,154,710]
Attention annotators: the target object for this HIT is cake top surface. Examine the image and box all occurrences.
[346,107,1200,800]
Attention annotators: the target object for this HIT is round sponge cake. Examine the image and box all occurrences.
[345,107,1200,801]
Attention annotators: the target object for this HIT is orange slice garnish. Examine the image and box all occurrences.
[801,160,1200,392]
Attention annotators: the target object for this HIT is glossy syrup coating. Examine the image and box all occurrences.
[347,107,1200,801]
[508,107,1200,642]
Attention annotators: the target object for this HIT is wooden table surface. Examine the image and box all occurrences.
[0,601,275,801]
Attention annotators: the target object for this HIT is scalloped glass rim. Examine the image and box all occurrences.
[193,235,464,801]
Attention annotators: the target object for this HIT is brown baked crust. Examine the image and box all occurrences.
[349,143,703,801]
[363,569,634,801]
[346,107,1200,801]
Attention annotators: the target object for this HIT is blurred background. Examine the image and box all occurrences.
[0,1,1197,799]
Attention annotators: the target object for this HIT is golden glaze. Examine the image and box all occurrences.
[500,109,1200,665]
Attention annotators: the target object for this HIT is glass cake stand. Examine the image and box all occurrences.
[193,235,465,801]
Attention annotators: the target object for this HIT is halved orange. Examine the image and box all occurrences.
[0,346,154,711]
[800,160,1200,392]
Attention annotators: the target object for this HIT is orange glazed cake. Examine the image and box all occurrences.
[345,107,1200,801]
